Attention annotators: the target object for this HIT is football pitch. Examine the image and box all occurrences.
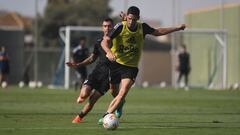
[0,87,240,135]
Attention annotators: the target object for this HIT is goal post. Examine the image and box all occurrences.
[175,29,228,89]
[59,26,101,89]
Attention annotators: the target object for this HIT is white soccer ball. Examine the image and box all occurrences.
[29,81,37,88]
[37,81,43,88]
[103,113,119,130]
[18,81,25,88]
[1,81,7,88]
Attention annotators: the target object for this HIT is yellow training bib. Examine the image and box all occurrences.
[111,21,144,67]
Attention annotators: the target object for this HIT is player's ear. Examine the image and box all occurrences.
[136,15,140,20]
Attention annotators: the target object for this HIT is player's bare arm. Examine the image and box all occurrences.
[101,36,116,61]
[66,53,98,68]
[151,24,186,36]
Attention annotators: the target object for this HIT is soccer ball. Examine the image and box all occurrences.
[18,81,25,88]
[103,113,119,130]
[1,81,7,88]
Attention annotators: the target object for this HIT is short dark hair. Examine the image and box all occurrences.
[103,18,114,25]
[127,6,140,17]
[79,36,86,41]
[181,44,186,49]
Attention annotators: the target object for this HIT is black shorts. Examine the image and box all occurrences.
[0,62,10,74]
[110,62,138,84]
[83,64,109,95]
[76,67,87,79]
[179,67,191,74]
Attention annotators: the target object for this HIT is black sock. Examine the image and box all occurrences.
[78,111,86,118]
[102,112,109,118]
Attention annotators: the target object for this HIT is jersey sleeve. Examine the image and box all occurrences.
[109,22,123,39]
[142,23,155,37]
[92,40,101,56]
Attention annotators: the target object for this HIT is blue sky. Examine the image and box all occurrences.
[0,0,239,26]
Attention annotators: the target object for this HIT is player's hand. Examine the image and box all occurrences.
[178,24,186,30]
[66,62,79,68]
[120,11,127,21]
[106,52,116,62]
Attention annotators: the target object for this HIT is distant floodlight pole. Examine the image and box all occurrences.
[34,0,39,82]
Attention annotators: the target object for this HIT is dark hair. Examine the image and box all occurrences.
[127,6,140,17]
[79,36,86,41]
[181,44,186,49]
[103,18,114,25]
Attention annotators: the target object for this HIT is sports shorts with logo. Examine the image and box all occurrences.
[84,64,110,95]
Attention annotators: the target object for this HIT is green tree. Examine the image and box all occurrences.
[40,0,111,47]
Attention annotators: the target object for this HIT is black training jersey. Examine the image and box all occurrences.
[179,52,190,69]
[109,22,155,39]
[92,38,110,66]
[72,46,89,63]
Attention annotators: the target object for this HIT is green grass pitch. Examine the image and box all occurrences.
[0,87,240,135]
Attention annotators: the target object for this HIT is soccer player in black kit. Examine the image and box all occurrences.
[72,36,89,90]
[67,18,122,123]
[176,44,191,89]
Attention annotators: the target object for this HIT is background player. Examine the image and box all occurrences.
[176,44,191,89]
[72,36,89,90]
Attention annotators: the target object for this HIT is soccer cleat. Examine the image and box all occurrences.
[77,96,84,103]
[115,110,122,118]
[98,118,103,125]
[72,116,82,123]
[115,100,125,118]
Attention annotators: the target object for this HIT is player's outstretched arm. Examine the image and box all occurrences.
[151,24,186,36]
[66,53,97,68]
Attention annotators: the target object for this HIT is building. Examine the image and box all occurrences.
[0,12,33,84]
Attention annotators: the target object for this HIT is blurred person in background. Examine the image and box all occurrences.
[0,46,10,88]
[72,37,89,90]
[176,44,191,89]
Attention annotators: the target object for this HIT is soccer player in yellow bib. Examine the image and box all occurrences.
[101,6,186,119]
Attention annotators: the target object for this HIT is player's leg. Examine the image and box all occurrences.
[184,72,188,86]
[107,78,134,114]
[184,70,190,90]
[74,70,81,91]
[77,85,92,103]
[0,73,3,84]
[177,71,183,87]
[109,83,119,97]
[72,91,102,123]
[109,83,125,118]
[79,68,87,89]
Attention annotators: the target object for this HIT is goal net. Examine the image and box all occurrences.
[174,29,227,89]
